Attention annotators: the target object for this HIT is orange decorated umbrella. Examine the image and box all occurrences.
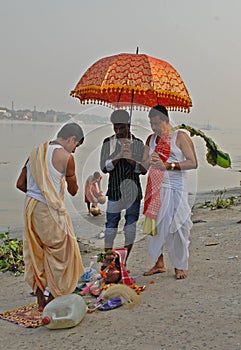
[70,50,192,116]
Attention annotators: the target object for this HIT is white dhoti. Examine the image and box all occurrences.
[148,186,192,270]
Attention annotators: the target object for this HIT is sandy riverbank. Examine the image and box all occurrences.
[0,187,241,349]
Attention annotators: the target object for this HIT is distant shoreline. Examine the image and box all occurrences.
[0,119,105,127]
[2,118,241,133]
[0,119,62,127]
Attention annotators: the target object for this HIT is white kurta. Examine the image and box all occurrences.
[147,130,193,270]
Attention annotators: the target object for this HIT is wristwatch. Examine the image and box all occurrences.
[170,162,176,170]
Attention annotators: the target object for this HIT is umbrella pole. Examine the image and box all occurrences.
[129,89,134,123]
[129,47,139,122]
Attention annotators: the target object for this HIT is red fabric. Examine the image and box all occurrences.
[71,53,192,113]
[84,178,99,204]
[114,248,135,286]
[143,133,171,220]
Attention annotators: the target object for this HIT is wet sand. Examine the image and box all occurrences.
[0,187,241,349]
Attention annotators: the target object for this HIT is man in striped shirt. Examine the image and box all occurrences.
[100,110,146,263]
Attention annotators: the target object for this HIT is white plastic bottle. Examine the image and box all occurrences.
[42,294,87,329]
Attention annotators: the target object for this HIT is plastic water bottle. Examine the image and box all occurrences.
[42,294,87,329]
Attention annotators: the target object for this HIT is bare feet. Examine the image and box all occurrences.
[143,265,166,276]
[144,254,166,276]
[46,293,54,305]
[175,268,187,279]
[36,287,46,311]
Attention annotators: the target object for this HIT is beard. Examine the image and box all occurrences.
[116,133,125,139]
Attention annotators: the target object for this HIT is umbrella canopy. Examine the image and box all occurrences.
[70,52,192,113]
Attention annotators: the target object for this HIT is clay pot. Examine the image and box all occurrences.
[98,195,106,204]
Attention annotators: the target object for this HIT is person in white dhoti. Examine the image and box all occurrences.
[142,105,198,279]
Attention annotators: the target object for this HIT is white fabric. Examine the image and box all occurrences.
[147,130,192,270]
[109,135,117,155]
[26,162,46,203]
[47,145,64,196]
[105,159,115,171]
[26,144,63,203]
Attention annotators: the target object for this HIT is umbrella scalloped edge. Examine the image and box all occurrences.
[70,85,192,113]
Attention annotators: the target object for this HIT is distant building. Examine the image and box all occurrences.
[0,109,12,118]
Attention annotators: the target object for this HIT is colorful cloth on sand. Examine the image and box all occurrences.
[114,248,135,286]
[0,303,43,328]
[143,133,171,221]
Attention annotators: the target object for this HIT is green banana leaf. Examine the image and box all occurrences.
[178,124,231,168]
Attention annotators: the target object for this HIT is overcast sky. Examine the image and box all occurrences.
[1,0,241,129]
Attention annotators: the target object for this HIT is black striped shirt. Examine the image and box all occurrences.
[100,134,145,201]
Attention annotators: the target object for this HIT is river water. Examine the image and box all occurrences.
[0,119,240,232]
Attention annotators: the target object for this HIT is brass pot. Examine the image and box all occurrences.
[90,207,101,216]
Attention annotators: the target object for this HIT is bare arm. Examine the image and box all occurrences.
[141,135,152,171]
[16,159,29,193]
[65,154,79,196]
[96,177,102,192]
[16,166,27,193]
[151,131,198,170]
[171,131,198,170]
